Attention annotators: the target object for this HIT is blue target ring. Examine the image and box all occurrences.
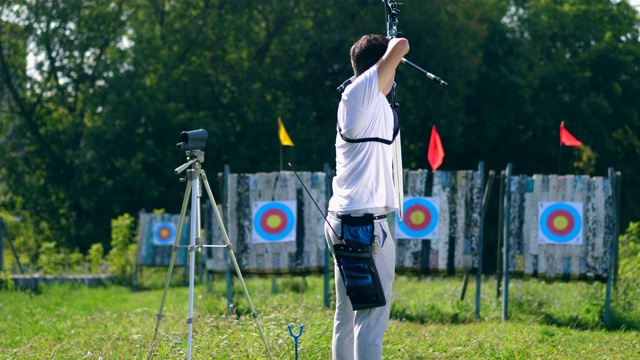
[253,202,295,241]
[539,202,582,243]
[397,198,438,238]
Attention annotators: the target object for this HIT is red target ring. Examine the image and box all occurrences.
[405,204,431,231]
[157,226,172,240]
[545,209,575,236]
[260,208,288,234]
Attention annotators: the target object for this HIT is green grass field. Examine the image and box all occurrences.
[1,274,639,359]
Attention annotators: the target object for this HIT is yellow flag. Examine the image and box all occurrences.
[278,117,294,146]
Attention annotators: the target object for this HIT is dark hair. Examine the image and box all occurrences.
[350,34,390,76]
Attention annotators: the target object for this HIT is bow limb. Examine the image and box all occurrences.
[393,131,404,221]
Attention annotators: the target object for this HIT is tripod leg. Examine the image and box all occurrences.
[186,170,201,360]
[200,170,274,360]
[147,179,192,359]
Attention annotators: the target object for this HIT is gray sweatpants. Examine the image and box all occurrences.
[324,215,396,360]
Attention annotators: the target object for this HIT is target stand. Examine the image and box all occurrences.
[147,149,273,360]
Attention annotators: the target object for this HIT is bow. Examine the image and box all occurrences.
[383,0,405,221]
[384,0,448,87]
[384,0,400,39]
[337,1,447,92]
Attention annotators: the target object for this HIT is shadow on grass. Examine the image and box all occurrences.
[390,302,477,325]
[606,311,640,331]
[389,275,640,332]
[537,309,640,332]
[390,302,640,331]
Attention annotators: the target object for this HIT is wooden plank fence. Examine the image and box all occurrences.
[204,166,485,275]
[504,173,616,280]
[390,168,484,274]
[136,212,190,267]
[206,170,328,274]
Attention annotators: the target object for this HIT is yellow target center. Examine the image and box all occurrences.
[553,216,568,230]
[266,215,282,229]
[160,229,170,237]
[410,211,425,224]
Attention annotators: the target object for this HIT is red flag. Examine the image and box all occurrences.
[560,121,581,146]
[427,125,445,170]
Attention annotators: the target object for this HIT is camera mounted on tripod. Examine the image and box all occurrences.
[175,129,208,175]
[176,129,208,151]
[153,128,274,360]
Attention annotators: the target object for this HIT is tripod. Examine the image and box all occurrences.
[148,149,273,360]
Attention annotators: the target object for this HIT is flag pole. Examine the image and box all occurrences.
[558,121,582,175]
[558,143,562,175]
[280,144,283,171]
[558,122,563,175]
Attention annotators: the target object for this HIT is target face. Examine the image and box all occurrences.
[153,222,176,246]
[252,201,296,243]
[538,202,583,245]
[395,197,439,239]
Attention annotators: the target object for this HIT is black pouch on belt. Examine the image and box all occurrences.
[333,214,386,310]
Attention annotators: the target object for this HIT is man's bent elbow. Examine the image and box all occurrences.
[391,38,410,56]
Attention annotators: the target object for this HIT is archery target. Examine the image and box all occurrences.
[395,197,439,239]
[252,201,296,243]
[153,222,177,246]
[538,202,583,245]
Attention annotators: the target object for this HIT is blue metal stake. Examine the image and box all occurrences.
[288,324,304,360]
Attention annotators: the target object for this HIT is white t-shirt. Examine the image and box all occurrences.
[328,66,399,215]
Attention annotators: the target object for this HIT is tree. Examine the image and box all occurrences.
[0,0,130,250]
[489,0,640,226]
[0,0,639,255]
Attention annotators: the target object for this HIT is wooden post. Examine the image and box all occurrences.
[496,171,505,299]
[604,167,617,327]
[323,163,332,308]
[223,164,234,315]
[476,167,495,320]
[502,163,513,322]
[0,218,3,272]
[613,171,622,290]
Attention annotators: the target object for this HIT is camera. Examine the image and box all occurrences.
[176,129,208,151]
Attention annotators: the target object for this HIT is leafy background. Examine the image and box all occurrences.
[0,0,638,271]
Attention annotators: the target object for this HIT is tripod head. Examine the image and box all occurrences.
[175,150,204,175]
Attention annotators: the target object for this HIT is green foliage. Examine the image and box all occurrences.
[1,0,639,254]
[106,213,138,284]
[86,243,105,273]
[36,242,85,275]
[574,145,598,174]
[619,221,640,262]
[37,241,62,275]
[0,271,14,290]
[0,212,40,272]
[612,221,640,328]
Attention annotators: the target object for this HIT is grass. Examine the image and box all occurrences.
[1,273,639,359]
